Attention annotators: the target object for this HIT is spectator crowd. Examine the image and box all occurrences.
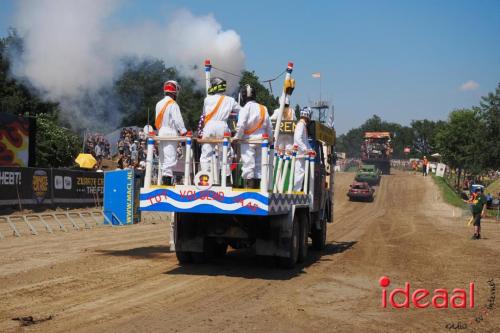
[84,132,111,170]
[116,127,149,170]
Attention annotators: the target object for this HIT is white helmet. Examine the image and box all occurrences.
[279,95,290,106]
[300,106,312,119]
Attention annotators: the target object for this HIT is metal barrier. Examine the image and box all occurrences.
[0,210,171,240]
[0,210,104,239]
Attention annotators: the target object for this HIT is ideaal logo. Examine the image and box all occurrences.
[32,170,48,203]
[379,277,496,329]
[379,276,474,309]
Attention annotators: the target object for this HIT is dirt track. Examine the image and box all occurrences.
[1,171,499,332]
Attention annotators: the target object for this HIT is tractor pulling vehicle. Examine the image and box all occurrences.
[361,131,392,175]
[139,61,336,268]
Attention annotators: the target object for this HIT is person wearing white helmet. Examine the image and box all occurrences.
[155,80,187,185]
[197,77,240,175]
[233,84,273,189]
[293,106,313,191]
[270,95,296,151]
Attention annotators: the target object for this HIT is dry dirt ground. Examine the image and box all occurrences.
[1,171,499,332]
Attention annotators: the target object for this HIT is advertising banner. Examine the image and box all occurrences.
[0,166,103,209]
[0,113,33,167]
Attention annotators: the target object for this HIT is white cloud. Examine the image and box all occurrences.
[10,0,245,130]
[459,80,479,91]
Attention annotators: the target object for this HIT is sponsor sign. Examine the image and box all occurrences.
[0,166,103,209]
[103,169,138,225]
[0,113,34,167]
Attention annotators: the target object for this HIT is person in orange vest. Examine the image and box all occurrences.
[233,84,273,189]
[155,80,187,185]
[422,156,429,176]
[198,77,240,174]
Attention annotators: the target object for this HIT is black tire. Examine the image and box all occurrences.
[191,252,206,264]
[298,211,308,263]
[278,214,299,269]
[312,213,327,251]
[176,251,193,264]
[213,243,228,258]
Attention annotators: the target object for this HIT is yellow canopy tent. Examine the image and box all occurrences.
[75,153,97,169]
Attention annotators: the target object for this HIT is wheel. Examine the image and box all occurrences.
[278,214,299,268]
[213,243,228,258]
[298,210,308,263]
[175,251,193,264]
[191,251,207,263]
[312,212,327,251]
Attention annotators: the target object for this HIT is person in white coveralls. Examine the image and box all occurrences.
[293,107,313,191]
[154,80,187,185]
[270,95,296,152]
[233,84,273,189]
[197,77,240,176]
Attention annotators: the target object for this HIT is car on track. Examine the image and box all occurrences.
[354,164,381,186]
[347,181,375,202]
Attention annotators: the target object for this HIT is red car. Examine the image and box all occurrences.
[347,181,375,202]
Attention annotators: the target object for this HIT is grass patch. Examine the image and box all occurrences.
[432,175,467,208]
[486,178,500,196]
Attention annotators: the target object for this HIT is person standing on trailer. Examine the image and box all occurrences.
[270,95,296,151]
[155,80,187,185]
[293,107,312,191]
[197,77,240,174]
[233,84,273,189]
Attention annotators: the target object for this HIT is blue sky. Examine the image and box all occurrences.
[1,0,499,134]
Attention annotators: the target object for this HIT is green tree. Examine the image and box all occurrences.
[410,119,446,156]
[239,71,279,111]
[335,115,414,159]
[435,108,486,185]
[116,58,205,130]
[35,113,81,168]
[0,30,58,116]
[478,83,500,170]
[1,30,82,168]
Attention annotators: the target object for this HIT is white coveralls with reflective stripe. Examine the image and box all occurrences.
[155,96,187,177]
[270,106,296,151]
[234,101,273,179]
[293,119,311,191]
[200,94,240,172]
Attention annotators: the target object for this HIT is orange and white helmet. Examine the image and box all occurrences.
[163,80,181,95]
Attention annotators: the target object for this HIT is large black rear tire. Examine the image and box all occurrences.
[311,214,327,251]
[298,210,308,263]
[278,214,299,268]
[176,251,193,264]
[213,242,228,258]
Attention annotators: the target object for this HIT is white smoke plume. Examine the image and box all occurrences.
[9,0,245,130]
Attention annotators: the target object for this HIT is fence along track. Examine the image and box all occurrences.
[0,210,171,239]
[0,211,103,238]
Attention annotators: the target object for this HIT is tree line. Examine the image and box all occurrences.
[336,84,499,180]
[1,30,498,178]
[0,31,277,168]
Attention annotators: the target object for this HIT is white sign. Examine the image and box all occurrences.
[436,163,446,177]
